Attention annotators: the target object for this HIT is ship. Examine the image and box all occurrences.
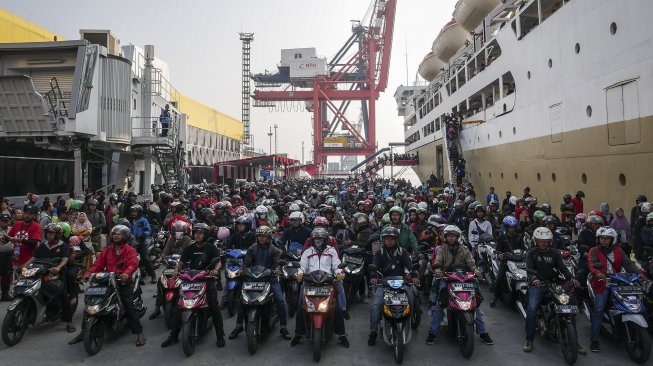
[395,0,653,211]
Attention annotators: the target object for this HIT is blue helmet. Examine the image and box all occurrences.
[502,216,519,228]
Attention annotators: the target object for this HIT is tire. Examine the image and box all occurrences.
[1,303,28,347]
[227,291,236,318]
[70,294,79,316]
[164,302,173,329]
[559,321,578,365]
[344,280,354,311]
[625,322,651,364]
[287,287,296,319]
[458,316,475,358]
[83,318,105,356]
[247,319,258,355]
[181,316,197,357]
[393,324,405,364]
[411,305,421,330]
[312,327,322,362]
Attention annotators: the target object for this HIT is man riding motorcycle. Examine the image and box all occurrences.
[490,216,527,307]
[387,207,418,253]
[128,204,156,284]
[290,228,350,348]
[280,212,312,246]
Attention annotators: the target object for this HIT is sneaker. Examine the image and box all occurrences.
[161,337,179,348]
[523,340,533,353]
[229,326,243,339]
[590,341,600,353]
[343,310,350,320]
[426,333,437,345]
[216,337,225,348]
[577,343,587,356]
[480,333,494,345]
[368,332,377,346]
[290,335,302,347]
[339,335,350,348]
[280,327,291,340]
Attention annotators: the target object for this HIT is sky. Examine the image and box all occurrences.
[4,0,457,175]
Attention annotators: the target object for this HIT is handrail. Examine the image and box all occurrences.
[350,147,390,172]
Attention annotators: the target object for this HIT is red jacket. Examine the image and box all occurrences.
[571,197,584,214]
[588,246,624,294]
[87,243,139,278]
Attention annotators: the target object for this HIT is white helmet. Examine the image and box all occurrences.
[596,226,617,243]
[289,211,303,223]
[646,212,653,221]
[509,195,518,205]
[255,205,268,215]
[533,227,553,240]
[289,203,300,212]
[641,202,652,214]
[417,202,429,210]
[443,225,462,238]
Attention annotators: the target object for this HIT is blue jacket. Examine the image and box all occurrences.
[130,216,152,240]
[486,193,499,206]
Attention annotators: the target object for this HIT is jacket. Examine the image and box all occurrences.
[588,245,640,294]
[433,244,476,274]
[87,243,139,277]
[280,225,312,246]
[86,210,106,234]
[130,216,152,240]
[244,243,282,269]
[371,246,414,279]
[468,218,493,247]
[300,245,342,276]
[226,230,256,250]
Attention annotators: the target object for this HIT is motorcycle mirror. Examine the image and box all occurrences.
[368,264,378,272]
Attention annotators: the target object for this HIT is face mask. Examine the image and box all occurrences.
[175,232,183,240]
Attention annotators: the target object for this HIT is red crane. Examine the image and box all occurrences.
[251,0,397,170]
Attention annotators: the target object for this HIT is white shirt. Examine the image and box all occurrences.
[468,219,493,247]
[300,245,342,275]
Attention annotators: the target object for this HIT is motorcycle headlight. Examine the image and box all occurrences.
[305,298,316,312]
[515,272,527,280]
[402,305,411,317]
[556,293,570,305]
[22,267,39,278]
[351,266,363,274]
[227,269,238,279]
[160,276,168,288]
[317,300,329,312]
[183,299,197,308]
[86,304,101,314]
[383,305,392,317]
[459,300,472,311]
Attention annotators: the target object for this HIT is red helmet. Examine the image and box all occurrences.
[364,199,373,207]
[588,210,606,223]
[313,216,329,227]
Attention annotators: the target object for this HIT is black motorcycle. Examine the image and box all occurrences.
[282,242,303,318]
[241,265,280,355]
[82,272,146,355]
[341,245,370,310]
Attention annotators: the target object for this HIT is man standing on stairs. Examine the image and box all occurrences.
[159,104,171,137]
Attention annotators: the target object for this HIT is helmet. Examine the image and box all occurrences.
[416,208,428,216]
[217,227,230,241]
[385,197,395,204]
[130,204,143,214]
[541,203,551,214]
[381,213,391,226]
[646,212,653,221]
[453,201,462,210]
[502,216,519,227]
[389,206,404,217]
[357,200,366,207]
[288,203,300,213]
[576,191,585,198]
[596,226,617,243]
[289,211,304,223]
[509,196,518,205]
[586,215,604,225]
[563,194,572,201]
[214,202,227,210]
[636,195,648,203]
[525,196,538,206]
[533,227,553,240]
[87,198,99,206]
[58,222,71,239]
[373,204,386,215]
[533,210,546,222]
[364,199,373,207]
[575,213,587,222]
[427,214,445,226]
[356,214,369,226]
[438,200,449,208]
[588,210,606,222]
[255,205,268,216]
[109,193,118,201]
[255,225,273,238]
[323,205,335,214]
[201,207,215,217]
[115,218,130,227]
[311,228,329,239]
[640,202,652,214]
[395,192,406,199]
[542,215,559,226]
[70,200,84,211]
[489,200,499,207]
[192,223,211,236]
[407,206,418,214]
[235,215,250,226]
[313,216,329,227]
[443,225,462,238]
[173,221,189,233]
[44,223,62,239]
[111,224,131,238]
[417,202,429,210]
[475,205,486,213]
[381,226,400,238]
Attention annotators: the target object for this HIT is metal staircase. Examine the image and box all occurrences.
[443,114,466,187]
[43,77,69,130]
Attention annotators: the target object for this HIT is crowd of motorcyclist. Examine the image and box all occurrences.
[0,178,652,361]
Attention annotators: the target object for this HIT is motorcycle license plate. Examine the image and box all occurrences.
[515,262,526,269]
[305,287,332,296]
[555,305,579,314]
[243,282,266,291]
[14,279,34,287]
[384,294,409,305]
[616,285,643,295]
[344,255,363,265]
[162,269,175,276]
[181,283,203,291]
[451,283,475,291]
[84,287,108,296]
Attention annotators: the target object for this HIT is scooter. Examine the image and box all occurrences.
[440,266,479,359]
[341,244,370,310]
[2,258,75,346]
[224,248,247,317]
[159,254,181,329]
[494,249,529,317]
[241,265,279,355]
[301,270,336,362]
[282,242,303,318]
[177,266,216,356]
[150,231,169,269]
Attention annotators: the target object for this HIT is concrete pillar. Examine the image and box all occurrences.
[74,148,83,197]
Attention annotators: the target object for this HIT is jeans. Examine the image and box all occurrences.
[295,283,346,336]
[169,278,224,339]
[590,290,610,342]
[525,285,578,341]
[428,280,486,335]
[236,278,287,327]
[370,285,414,333]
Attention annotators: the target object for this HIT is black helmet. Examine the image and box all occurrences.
[542,215,559,226]
[115,218,130,227]
[201,207,215,217]
[381,226,400,238]
[541,203,551,214]
[111,224,131,238]
[563,194,572,201]
[235,215,250,225]
[130,204,143,214]
[576,191,585,198]
[192,223,211,236]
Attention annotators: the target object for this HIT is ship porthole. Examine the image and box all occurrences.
[501,172,504,179]
[586,105,592,117]
[619,173,626,186]
[514,173,518,180]
[513,127,516,135]
[499,130,503,138]
[582,173,588,184]
[487,134,490,140]
[479,172,482,178]
[489,172,492,178]
[548,59,553,68]
[575,43,581,54]
[537,173,541,182]
[552,173,557,182]
[527,71,531,79]
[610,22,617,35]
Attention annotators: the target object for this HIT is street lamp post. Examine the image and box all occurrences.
[273,124,278,181]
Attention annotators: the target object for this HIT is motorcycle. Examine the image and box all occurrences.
[282,242,303,318]
[583,269,650,364]
[240,265,280,355]
[341,244,370,310]
[493,249,529,316]
[476,234,497,290]
[369,264,414,364]
[177,264,217,356]
[150,231,169,269]
[224,248,247,317]
[439,266,480,358]
[2,258,75,346]
[159,254,181,329]
[82,271,146,355]
[528,272,579,365]
[300,270,337,362]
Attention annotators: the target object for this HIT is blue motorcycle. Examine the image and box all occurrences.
[224,249,247,317]
[585,271,650,364]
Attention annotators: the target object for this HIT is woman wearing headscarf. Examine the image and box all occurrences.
[71,212,93,242]
[610,207,631,245]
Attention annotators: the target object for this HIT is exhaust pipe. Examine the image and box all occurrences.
[516,301,527,319]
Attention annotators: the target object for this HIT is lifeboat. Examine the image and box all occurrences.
[431,19,471,63]
[453,0,502,32]
[418,52,444,82]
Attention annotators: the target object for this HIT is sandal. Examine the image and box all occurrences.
[136,335,146,347]
[66,325,77,333]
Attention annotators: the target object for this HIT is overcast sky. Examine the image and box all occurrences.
[5,0,457,168]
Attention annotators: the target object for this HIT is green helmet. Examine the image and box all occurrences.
[389,206,404,218]
[58,222,71,239]
[381,213,391,226]
[255,225,273,238]
[533,210,546,222]
[373,204,386,215]
[472,200,482,208]
[395,192,406,199]
[70,200,84,211]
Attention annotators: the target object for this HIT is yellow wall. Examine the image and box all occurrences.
[0,8,64,43]
[178,93,243,142]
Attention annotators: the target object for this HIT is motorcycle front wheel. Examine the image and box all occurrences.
[247,320,258,355]
[392,323,405,364]
[312,327,322,362]
[181,316,197,356]
[458,316,475,358]
[559,321,578,365]
[83,318,105,356]
[227,291,237,318]
[1,302,28,346]
[163,302,173,329]
[625,322,651,364]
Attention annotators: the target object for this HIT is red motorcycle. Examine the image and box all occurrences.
[159,255,181,329]
[177,268,215,356]
[301,270,336,362]
[440,266,479,358]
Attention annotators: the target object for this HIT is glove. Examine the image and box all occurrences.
[336,273,345,281]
